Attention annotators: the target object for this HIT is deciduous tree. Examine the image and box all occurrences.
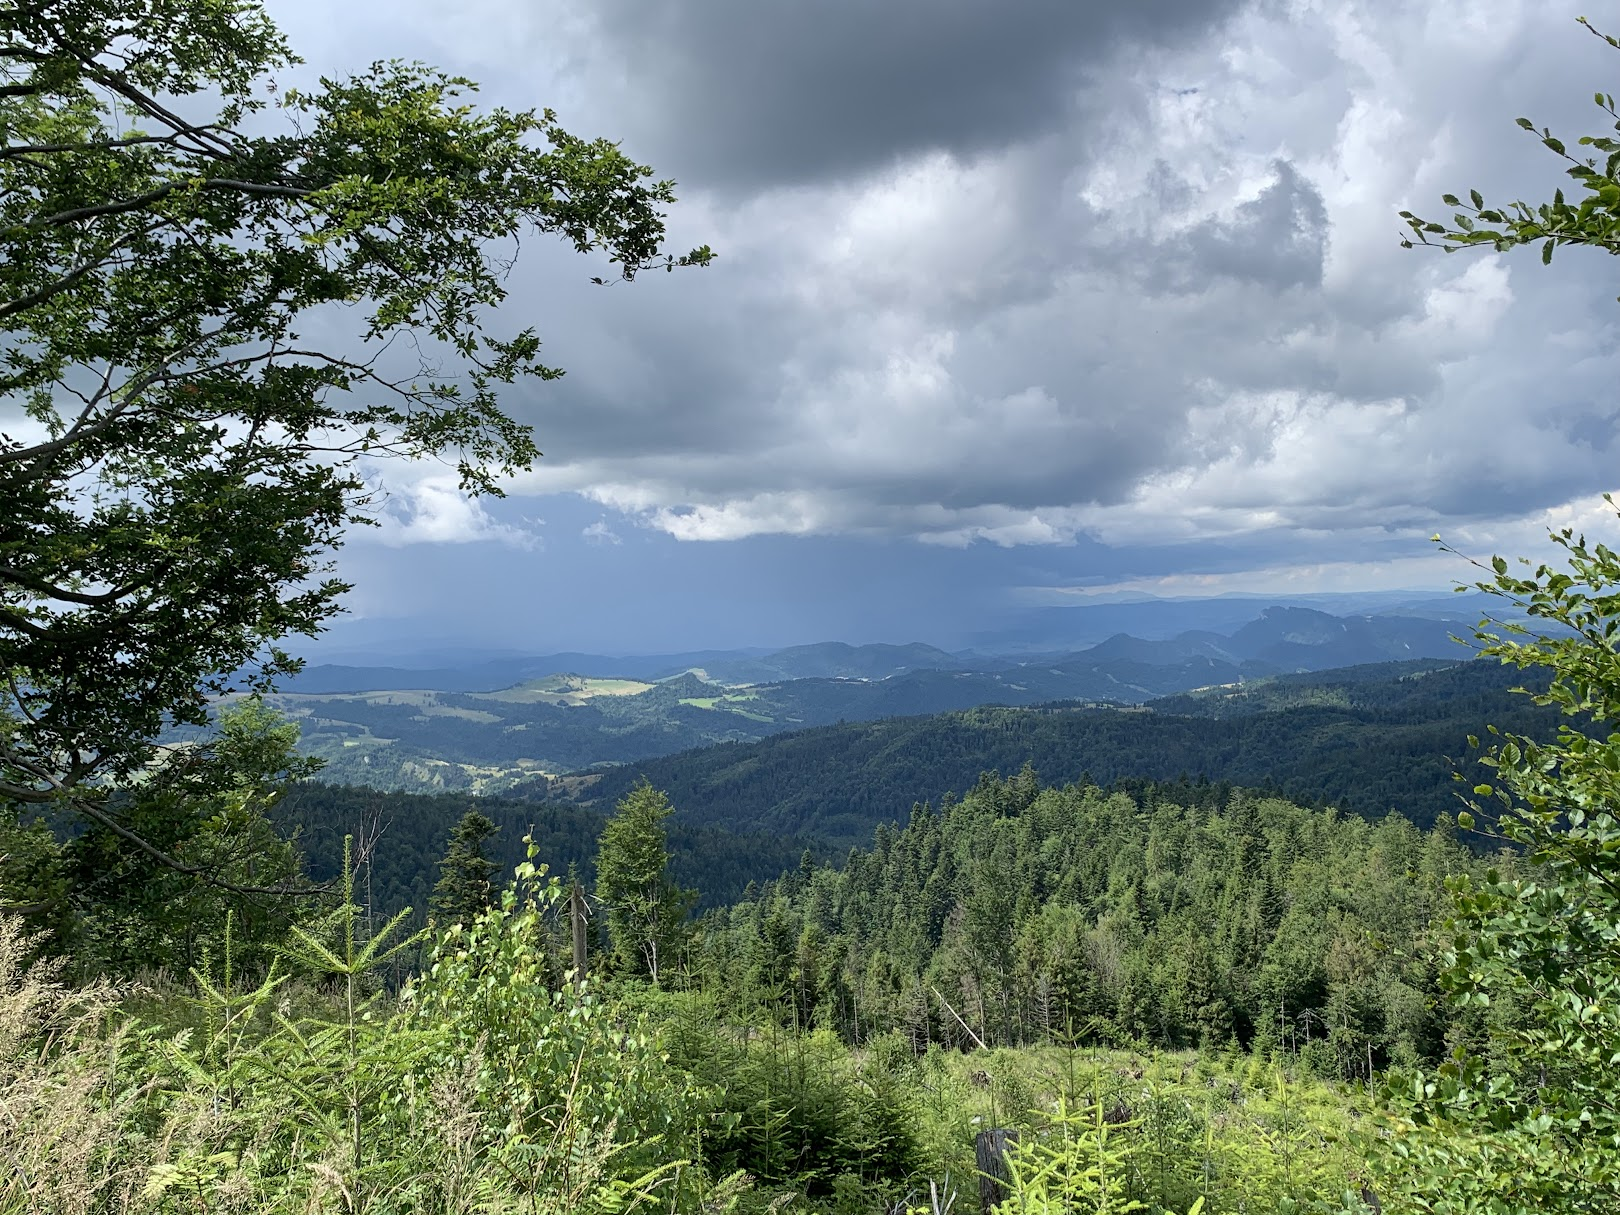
[1376,527,1620,1210]
[1379,22,1620,1208]
[0,0,710,863]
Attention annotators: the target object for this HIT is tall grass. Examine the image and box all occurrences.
[0,835,747,1215]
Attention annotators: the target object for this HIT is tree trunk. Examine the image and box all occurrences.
[570,881,588,990]
[976,1128,1018,1213]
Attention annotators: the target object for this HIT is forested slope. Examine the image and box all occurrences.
[698,770,1488,1066]
[269,783,824,923]
[571,659,1560,845]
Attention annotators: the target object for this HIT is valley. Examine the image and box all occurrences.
[263,603,1488,796]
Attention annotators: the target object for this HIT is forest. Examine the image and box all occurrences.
[572,658,1563,846]
[8,2,1620,1212]
[250,611,1478,797]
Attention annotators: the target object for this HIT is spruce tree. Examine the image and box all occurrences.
[429,811,500,927]
[595,781,693,984]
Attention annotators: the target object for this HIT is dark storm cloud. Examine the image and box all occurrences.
[578,0,1248,188]
[272,0,1620,626]
[1162,160,1329,291]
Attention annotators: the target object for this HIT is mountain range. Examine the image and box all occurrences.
[245,602,1509,800]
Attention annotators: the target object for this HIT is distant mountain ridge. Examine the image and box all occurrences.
[255,603,1495,796]
[282,602,1479,695]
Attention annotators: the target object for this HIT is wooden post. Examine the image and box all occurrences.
[976,1128,1018,1213]
[570,880,588,990]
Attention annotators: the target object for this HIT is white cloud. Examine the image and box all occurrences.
[581,519,622,545]
[363,469,541,551]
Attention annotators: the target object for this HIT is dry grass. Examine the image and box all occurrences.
[0,915,137,1214]
[0,914,732,1215]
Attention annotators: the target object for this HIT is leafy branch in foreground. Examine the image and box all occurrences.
[0,0,711,849]
[1399,18,1620,283]
[1377,520,1620,1211]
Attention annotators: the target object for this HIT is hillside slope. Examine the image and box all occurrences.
[566,660,1558,846]
[265,611,1480,795]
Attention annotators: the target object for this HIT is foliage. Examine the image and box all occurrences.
[270,780,826,923]
[0,853,741,1212]
[993,1054,1373,1214]
[0,804,70,935]
[699,771,1483,1074]
[844,1044,1374,1215]
[1000,1094,1148,1214]
[595,780,694,983]
[62,697,318,976]
[655,995,925,1199]
[1376,520,1620,1211]
[1399,18,1620,288]
[426,809,498,928]
[0,0,709,831]
[403,835,718,1205]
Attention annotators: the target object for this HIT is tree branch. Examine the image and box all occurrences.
[34,176,314,229]
[0,215,176,322]
[71,797,333,898]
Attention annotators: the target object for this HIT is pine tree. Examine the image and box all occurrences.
[428,811,500,927]
[594,781,694,984]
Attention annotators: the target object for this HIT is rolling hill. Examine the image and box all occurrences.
[261,606,1484,795]
[560,659,1561,847]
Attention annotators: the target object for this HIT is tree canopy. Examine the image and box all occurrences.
[0,0,709,850]
[427,809,499,928]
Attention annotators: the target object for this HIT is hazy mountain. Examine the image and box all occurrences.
[966,591,1491,653]
[258,604,1503,795]
[1222,606,1470,667]
[283,601,1479,696]
[1078,631,1238,665]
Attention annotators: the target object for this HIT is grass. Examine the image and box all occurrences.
[481,675,653,705]
[678,691,773,723]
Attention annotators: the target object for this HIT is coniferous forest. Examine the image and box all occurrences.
[10,3,1620,1213]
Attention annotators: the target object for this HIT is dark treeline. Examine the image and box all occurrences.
[270,783,825,923]
[575,659,1561,846]
[692,768,1492,1081]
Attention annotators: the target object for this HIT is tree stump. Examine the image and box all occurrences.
[975,1128,1018,1213]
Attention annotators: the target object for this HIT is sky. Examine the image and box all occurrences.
[264,0,1620,656]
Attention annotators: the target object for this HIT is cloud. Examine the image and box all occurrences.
[564,0,1248,191]
[364,471,541,551]
[272,0,1620,605]
[581,519,622,545]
